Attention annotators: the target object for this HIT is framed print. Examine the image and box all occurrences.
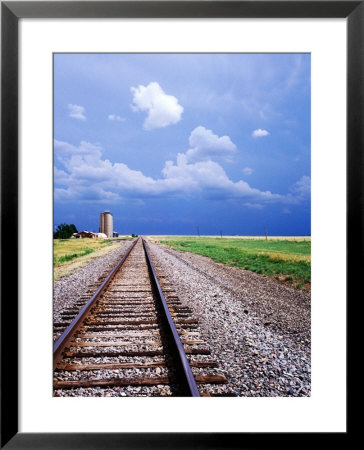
[1,1,358,448]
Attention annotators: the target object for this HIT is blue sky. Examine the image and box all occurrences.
[54,53,310,236]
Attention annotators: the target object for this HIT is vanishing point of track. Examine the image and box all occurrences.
[53,237,227,396]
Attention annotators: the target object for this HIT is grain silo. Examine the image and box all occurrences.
[104,211,113,237]
[99,211,113,237]
[99,213,104,234]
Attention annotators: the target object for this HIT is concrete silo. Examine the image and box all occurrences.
[99,213,104,234]
[104,211,113,237]
[99,211,113,237]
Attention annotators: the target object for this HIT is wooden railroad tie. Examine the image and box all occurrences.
[54,374,227,389]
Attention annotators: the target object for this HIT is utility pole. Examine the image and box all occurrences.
[197,226,200,237]
[220,230,222,238]
[264,227,268,241]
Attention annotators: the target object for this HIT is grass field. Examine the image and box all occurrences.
[152,236,311,289]
[53,237,132,281]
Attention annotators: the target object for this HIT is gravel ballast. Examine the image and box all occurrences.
[53,240,133,328]
[53,238,310,397]
[147,240,311,397]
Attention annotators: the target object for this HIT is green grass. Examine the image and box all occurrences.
[54,247,95,265]
[53,237,136,267]
[53,238,114,266]
[157,236,311,288]
[53,237,134,281]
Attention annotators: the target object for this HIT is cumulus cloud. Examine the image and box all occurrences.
[108,114,125,122]
[185,126,237,162]
[130,82,183,130]
[54,139,102,157]
[54,132,308,207]
[290,175,311,199]
[54,140,103,174]
[280,175,310,205]
[54,167,72,186]
[54,140,157,202]
[243,167,254,176]
[252,128,270,137]
[68,104,86,120]
[161,153,283,201]
[54,137,285,205]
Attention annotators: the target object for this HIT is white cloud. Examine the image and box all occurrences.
[281,175,310,205]
[68,104,86,121]
[54,135,309,208]
[161,153,283,202]
[185,126,237,162]
[54,167,71,186]
[252,128,270,137]
[290,175,311,199]
[108,114,125,122]
[54,139,102,158]
[243,167,254,176]
[54,138,284,204]
[130,82,183,130]
[54,140,103,174]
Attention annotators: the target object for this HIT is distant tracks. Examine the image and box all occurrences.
[53,237,227,396]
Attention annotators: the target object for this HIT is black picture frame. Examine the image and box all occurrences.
[1,1,357,448]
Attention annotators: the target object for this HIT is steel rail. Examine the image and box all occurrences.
[142,238,201,397]
[53,237,139,366]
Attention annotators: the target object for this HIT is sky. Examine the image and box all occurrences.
[54,53,310,236]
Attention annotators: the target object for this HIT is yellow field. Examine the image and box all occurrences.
[53,238,130,281]
[54,238,111,256]
[148,235,311,241]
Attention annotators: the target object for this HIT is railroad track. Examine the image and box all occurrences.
[53,237,227,396]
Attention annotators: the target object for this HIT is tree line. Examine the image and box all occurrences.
[54,223,78,239]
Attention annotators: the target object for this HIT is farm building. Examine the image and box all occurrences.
[72,231,98,239]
